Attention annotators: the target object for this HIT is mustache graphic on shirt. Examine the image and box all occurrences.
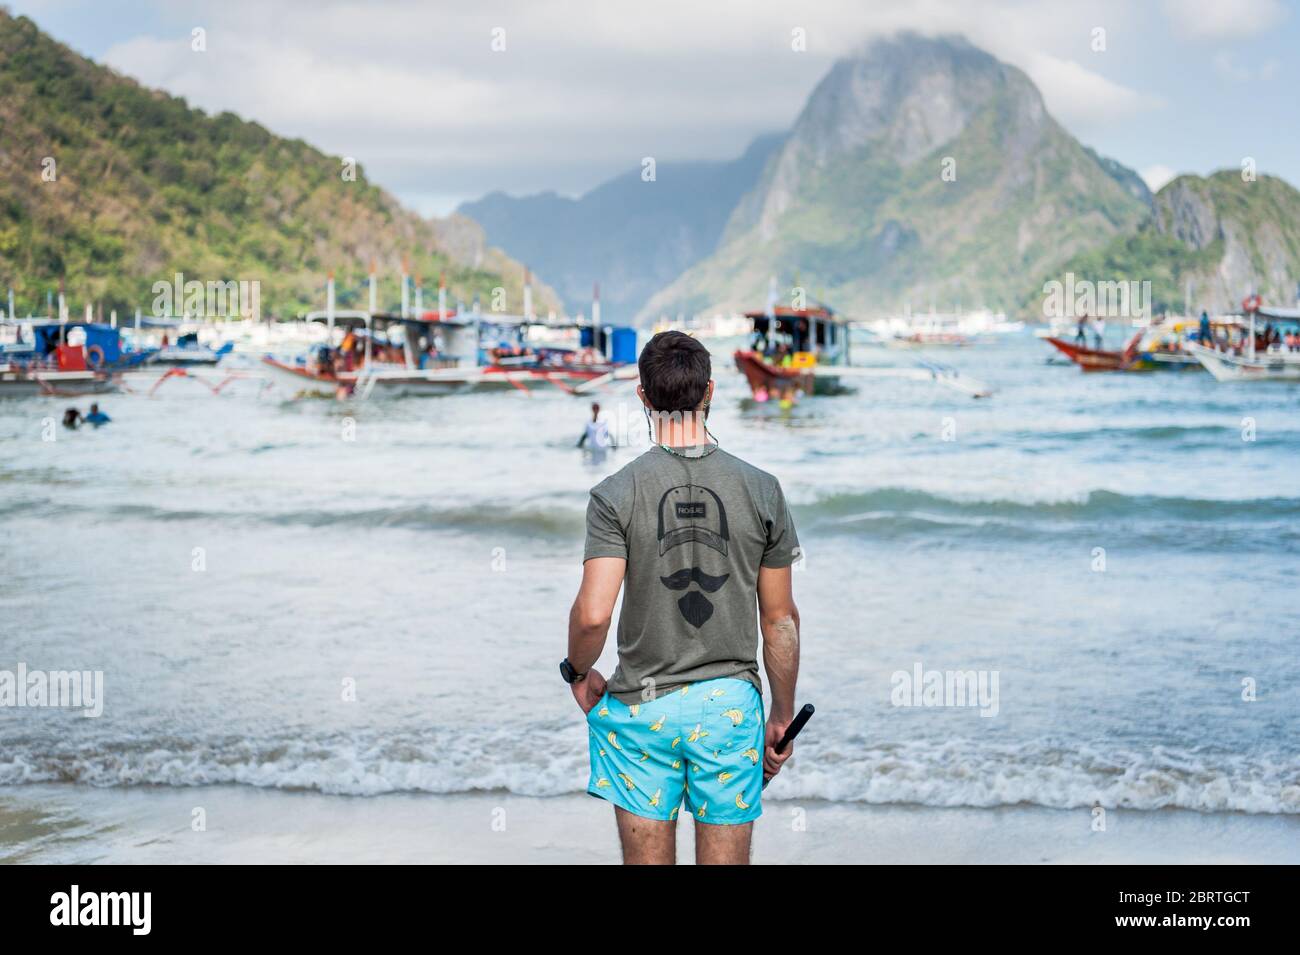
[660,567,731,628]
[659,567,731,593]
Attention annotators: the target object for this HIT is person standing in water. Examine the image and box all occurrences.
[577,402,611,449]
[561,331,802,864]
[577,402,613,464]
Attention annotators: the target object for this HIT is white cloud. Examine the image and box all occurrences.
[1160,0,1287,39]
[1212,52,1252,82]
[88,0,1162,209]
[1212,51,1281,82]
[1140,164,1179,191]
[1020,52,1162,125]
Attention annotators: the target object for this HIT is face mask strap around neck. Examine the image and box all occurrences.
[643,406,720,455]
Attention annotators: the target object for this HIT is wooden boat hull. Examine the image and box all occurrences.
[260,357,346,397]
[0,368,116,397]
[1132,351,1203,371]
[1045,337,1130,371]
[260,356,620,398]
[734,349,837,397]
[1187,343,1300,382]
[260,357,476,397]
[1046,332,1172,372]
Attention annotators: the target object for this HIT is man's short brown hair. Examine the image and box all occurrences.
[638,331,711,413]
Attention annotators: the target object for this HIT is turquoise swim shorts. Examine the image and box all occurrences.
[585,677,765,824]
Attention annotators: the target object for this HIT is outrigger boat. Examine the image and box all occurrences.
[1186,302,1300,382]
[0,319,149,396]
[261,315,637,399]
[734,302,992,400]
[260,279,638,399]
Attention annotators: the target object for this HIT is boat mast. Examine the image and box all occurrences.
[400,256,410,319]
[326,270,336,340]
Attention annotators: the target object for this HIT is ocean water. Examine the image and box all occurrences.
[1,331,1297,815]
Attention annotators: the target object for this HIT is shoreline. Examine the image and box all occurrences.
[3,784,1297,864]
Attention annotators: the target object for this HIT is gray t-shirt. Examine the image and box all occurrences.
[584,444,800,704]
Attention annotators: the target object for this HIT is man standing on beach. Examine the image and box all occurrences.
[560,331,802,864]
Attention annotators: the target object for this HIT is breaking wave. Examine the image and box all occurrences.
[2,731,1295,814]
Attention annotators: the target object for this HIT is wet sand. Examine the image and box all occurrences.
[3,784,1297,864]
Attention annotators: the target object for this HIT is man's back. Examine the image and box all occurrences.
[585,443,799,704]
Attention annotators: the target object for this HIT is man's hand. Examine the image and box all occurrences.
[571,668,608,713]
[763,714,794,782]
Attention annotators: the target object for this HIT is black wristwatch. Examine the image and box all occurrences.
[559,658,586,684]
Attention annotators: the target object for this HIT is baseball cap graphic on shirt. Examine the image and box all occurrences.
[657,485,729,557]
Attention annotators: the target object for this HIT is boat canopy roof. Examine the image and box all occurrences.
[304,310,471,329]
[2,318,120,334]
[478,316,592,331]
[742,306,845,325]
[1257,306,1300,323]
[2,317,97,328]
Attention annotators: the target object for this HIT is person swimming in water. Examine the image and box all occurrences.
[62,407,82,429]
[85,403,111,427]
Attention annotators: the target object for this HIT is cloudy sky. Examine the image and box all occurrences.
[10,0,1299,216]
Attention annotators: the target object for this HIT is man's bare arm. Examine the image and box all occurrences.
[758,564,800,780]
[568,556,626,673]
[757,564,800,723]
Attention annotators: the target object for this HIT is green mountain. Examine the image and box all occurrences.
[1037,171,1300,315]
[0,10,559,318]
[636,34,1150,322]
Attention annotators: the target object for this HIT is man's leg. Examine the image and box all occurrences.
[614,806,676,864]
[694,821,753,865]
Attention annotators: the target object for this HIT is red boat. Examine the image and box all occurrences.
[1046,332,1143,371]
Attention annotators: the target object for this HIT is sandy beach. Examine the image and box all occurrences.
[3,784,1297,865]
